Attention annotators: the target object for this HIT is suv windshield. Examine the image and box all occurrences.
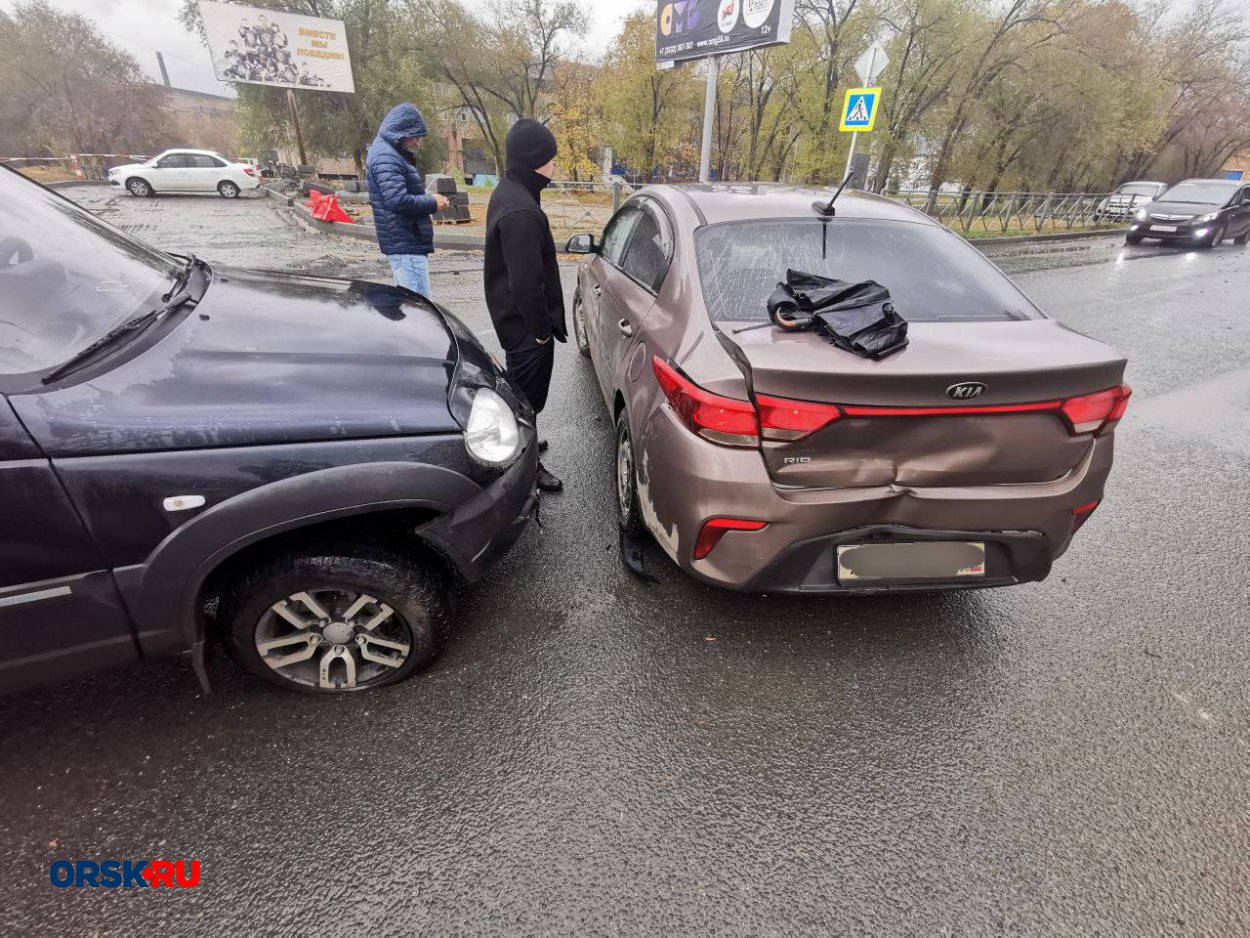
[1159,182,1237,205]
[695,218,1043,323]
[1118,184,1158,197]
[0,168,179,377]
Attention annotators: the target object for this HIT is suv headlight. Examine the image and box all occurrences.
[1196,211,1219,223]
[1135,208,1148,221]
[463,387,520,466]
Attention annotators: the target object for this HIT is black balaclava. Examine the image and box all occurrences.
[505,118,558,198]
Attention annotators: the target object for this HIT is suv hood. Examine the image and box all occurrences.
[13,266,462,456]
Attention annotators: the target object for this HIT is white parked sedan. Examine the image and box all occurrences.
[107,149,260,198]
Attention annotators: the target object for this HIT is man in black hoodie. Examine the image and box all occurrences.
[484,119,568,493]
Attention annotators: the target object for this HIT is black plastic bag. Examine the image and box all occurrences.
[766,269,908,359]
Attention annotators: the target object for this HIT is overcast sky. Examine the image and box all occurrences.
[0,0,649,96]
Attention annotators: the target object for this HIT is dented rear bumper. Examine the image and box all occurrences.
[636,403,1114,594]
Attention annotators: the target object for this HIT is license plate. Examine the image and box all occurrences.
[1150,225,1178,232]
[836,541,986,582]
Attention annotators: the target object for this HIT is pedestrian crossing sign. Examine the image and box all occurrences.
[839,87,881,132]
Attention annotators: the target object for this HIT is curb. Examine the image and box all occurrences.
[46,179,101,189]
[283,191,488,250]
[970,227,1122,247]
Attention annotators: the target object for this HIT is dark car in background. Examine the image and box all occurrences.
[1126,178,1250,247]
[567,184,1129,594]
[0,166,537,696]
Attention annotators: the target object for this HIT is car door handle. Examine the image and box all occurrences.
[592,284,602,297]
[618,319,633,338]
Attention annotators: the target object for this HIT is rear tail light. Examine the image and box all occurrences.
[652,358,1130,445]
[243,167,255,176]
[1059,384,1131,435]
[694,517,768,560]
[756,395,841,440]
[1071,499,1100,533]
[653,357,757,445]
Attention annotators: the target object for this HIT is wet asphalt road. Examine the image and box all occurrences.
[2,188,1248,935]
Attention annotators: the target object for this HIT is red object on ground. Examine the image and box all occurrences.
[305,190,354,224]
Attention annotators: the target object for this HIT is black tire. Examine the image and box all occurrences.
[1124,233,1143,245]
[218,546,450,694]
[572,291,591,358]
[1233,230,1248,246]
[615,411,645,537]
[125,177,153,197]
[218,180,240,199]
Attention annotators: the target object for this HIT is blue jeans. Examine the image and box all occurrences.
[388,254,431,297]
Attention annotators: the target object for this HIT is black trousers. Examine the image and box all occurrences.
[504,337,555,415]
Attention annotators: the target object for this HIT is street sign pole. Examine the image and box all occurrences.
[699,55,720,183]
[842,46,877,184]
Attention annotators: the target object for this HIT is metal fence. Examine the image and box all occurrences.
[542,180,1146,236]
[887,188,1150,235]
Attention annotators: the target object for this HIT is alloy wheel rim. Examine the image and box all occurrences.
[222,183,238,197]
[253,588,412,690]
[617,427,633,522]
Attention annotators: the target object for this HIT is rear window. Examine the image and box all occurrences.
[694,218,1043,323]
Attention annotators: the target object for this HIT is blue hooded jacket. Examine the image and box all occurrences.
[366,103,438,256]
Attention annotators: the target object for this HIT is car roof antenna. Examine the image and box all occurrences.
[812,172,853,218]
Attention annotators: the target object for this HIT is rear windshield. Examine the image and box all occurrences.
[694,218,1042,323]
[1160,182,1237,204]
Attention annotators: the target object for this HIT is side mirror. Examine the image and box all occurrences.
[565,233,598,255]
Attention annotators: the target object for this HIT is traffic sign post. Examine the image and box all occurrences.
[841,43,888,186]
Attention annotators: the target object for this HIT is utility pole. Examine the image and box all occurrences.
[287,89,308,168]
[698,56,719,183]
[155,51,172,88]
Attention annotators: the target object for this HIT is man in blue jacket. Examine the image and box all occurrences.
[366,103,448,297]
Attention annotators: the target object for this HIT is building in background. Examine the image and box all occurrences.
[1220,151,1249,181]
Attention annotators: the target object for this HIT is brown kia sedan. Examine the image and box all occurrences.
[566,184,1129,593]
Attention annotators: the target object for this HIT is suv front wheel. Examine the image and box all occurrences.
[219,546,450,693]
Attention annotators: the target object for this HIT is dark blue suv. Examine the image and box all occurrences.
[0,167,537,695]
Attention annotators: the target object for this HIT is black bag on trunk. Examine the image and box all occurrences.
[766,269,908,360]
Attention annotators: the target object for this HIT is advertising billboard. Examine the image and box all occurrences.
[200,1,355,93]
[656,0,795,66]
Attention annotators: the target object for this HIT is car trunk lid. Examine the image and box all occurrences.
[723,319,1126,488]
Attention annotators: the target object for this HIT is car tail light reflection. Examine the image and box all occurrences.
[653,357,1130,446]
[694,517,768,560]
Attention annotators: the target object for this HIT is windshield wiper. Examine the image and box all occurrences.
[42,290,192,385]
[164,253,202,301]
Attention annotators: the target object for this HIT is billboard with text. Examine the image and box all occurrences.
[200,1,355,93]
[656,0,795,66]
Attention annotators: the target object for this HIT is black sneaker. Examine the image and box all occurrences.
[536,463,563,492]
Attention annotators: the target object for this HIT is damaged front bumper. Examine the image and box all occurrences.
[418,437,539,583]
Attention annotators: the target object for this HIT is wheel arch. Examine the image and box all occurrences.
[126,461,479,658]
